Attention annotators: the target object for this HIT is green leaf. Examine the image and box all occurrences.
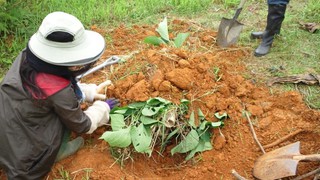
[140,116,158,125]
[99,127,131,148]
[199,120,207,130]
[171,129,199,155]
[180,99,190,104]
[185,129,212,160]
[156,17,170,42]
[185,138,212,160]
[142,105,164,116]
[147,97,171,106]
[110,114,126,131]
[211,121,224,127]
[199,120,224,130]
[188,111,196,128]
[198,109,205,121]
[110,106,128,114]
[128,101,146,109]
[131,124,152,155]
[214,112,229,120]
[144,36,165,46]
[173,32,189,48]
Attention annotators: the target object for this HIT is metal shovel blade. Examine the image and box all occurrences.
[253,141,301,180]
[216,17,244,47]
[253,141,320,180]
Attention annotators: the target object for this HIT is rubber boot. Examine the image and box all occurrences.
[55,135,84,162]
[251,31,263,39]
[254,4,287,57]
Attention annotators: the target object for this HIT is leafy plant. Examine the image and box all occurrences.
[100,97,228,161]
[144,17,190,48]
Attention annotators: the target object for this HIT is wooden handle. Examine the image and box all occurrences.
[293,154,320,161]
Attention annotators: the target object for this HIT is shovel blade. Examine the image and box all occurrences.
[216,17,244,47]
[253,142,301,180]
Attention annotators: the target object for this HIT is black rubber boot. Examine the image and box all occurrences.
[251,31,263,39]
[254,4,287,57]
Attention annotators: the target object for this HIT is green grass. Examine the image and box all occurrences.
[0,0,319,108]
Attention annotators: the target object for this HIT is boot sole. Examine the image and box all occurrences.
[254,52,268,57]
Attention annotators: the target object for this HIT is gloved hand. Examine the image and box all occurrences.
[105,98,120,110]
[84,100,110,134]
[77,80,112,103]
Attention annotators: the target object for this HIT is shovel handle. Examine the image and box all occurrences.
[76,56,120,81]
[233,0,247,20]
[293,154,320,161]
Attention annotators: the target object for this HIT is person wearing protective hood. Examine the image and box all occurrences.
[0,11,119,179]
[251,0,289,57]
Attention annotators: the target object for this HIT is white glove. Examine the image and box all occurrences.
[77,80,112,103]
[84,100,110,134]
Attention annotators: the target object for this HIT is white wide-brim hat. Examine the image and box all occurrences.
[28,11,105,66]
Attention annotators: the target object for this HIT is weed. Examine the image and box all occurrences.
[100,97,228,162]
[144,17,190,48]
[58,167,70,180]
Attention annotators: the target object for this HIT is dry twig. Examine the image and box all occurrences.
[263,129,305,149]
[244,111,265,154]
[231,169,248,180]
[292,166,320,180]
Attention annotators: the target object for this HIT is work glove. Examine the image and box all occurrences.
[84,100,110,134]
[105,98,120,110]
[77,80,112,103]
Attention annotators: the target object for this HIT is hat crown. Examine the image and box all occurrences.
[38,11,84,41]
[28,11,105,66]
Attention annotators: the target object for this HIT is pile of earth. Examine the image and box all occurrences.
[51,19,320,180]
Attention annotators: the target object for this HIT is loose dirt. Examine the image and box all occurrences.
[2,19,319,180]
[51,19,320,180]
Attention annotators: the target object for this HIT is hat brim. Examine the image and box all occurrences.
[28,30,105,66]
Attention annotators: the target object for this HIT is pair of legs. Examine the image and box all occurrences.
[252,0,289,57]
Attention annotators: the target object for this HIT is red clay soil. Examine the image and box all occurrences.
[1,20,319,180]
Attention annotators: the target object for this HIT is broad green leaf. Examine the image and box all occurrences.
[211,121,224,127]
[200,120,224,130]
[110,106,128,114]
[156,17,169,42]
[199,120,208,130]
[173,32,189,48]
[214,112,229,120]
[185,130,212,160]
[144,36,165,46]
[131,124,152,155]
[171,129,199,155]
[185,138,212,160]
[147,97,171,106]
[110,114,126,131]
[99,127,131,148]
[140,116,158,125]
[128,101,146,109]
[142,105,164,116]
[188,111,196,128]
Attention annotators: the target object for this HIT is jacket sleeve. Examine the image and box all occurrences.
[49,85,92,134]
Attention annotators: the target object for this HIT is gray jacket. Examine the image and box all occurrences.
[0,50,91,179]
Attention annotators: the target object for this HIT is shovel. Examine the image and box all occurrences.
[76,55,120,81]
[216,0,247,47]
[253,141,320,180]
